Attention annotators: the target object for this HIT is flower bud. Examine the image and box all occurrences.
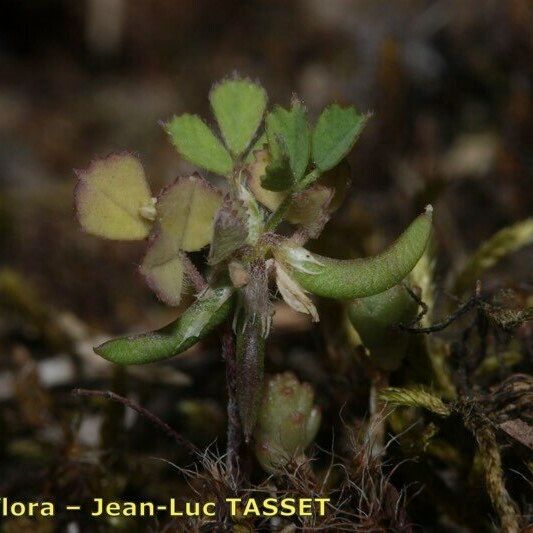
[254,372,321,474]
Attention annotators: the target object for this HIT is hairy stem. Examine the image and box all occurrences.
[223,329,242,485]
[265,193,293,232]
[182,254,207,292]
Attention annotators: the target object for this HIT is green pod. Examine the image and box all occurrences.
[347,283,419,370]
[278,206,433,300]
[236,316,265,441]
[95,287,234,365]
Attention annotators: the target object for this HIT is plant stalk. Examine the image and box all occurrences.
[223,329,242,485]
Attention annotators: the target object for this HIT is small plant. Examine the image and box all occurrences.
[74,76,432,466]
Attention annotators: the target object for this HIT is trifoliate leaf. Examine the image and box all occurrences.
[74,153,153,240]
[265,100,310,183]
[312,105,368,172]
[139,237,187,307]
[210,78,267,156]
[155,174,222,253]
[165,114,233,176]
[208,198,249,265]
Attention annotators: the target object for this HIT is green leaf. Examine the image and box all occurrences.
[165,114,233,176]
[139,237,186,307]
[210,78,267,156]
[75,153,153,240]
[95,287,234,365]
[155,174,222,253]
[312,105,368,172]
[266,100,310,183]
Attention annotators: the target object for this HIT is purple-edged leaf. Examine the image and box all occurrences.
[139,236,187,306]
[74,153,153,240]
[208,198,249,265]
[155,174,223,254]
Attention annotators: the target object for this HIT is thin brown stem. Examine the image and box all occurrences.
[72,388,198,454]
[399,295,480,334]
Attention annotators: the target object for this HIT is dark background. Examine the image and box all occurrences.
[0,1,531,531]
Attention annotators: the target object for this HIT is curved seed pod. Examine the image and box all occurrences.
[254,372,321,474]
[236,316,265,441]
[95,287,233,365]
[277,206,433,300]
[346,283,419,370]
